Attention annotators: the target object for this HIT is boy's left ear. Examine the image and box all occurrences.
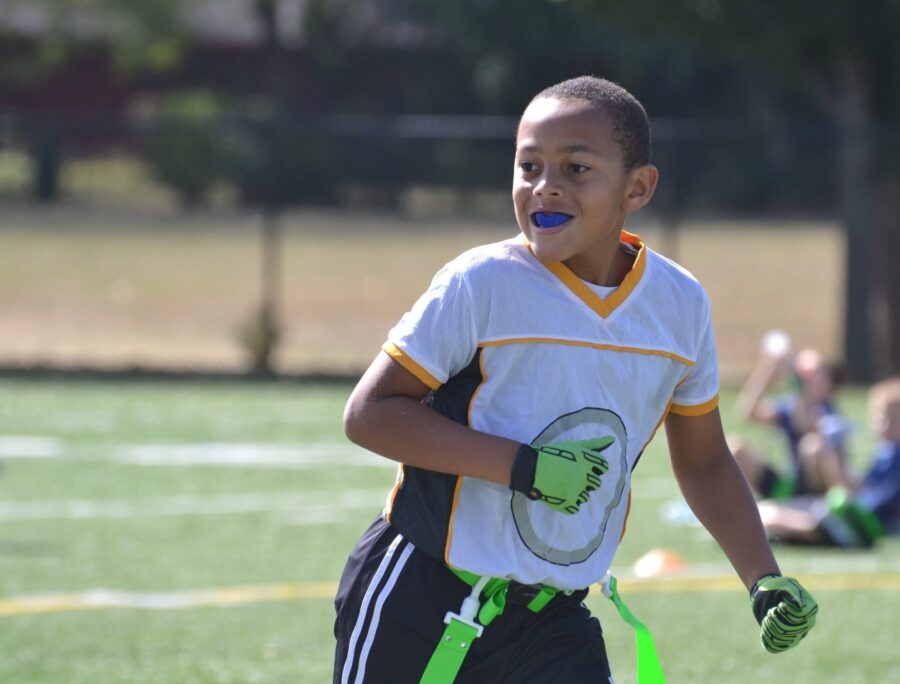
[622,164,659,213]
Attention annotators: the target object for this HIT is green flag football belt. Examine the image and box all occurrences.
[825,485,885,546]
[419,568,667,684]
[418,568,566,684]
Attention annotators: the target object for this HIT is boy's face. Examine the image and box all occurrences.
[870,398,900,442]
[513,97,655,280]
[793,349,833,403]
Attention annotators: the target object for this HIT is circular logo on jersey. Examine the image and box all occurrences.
[511,407,629,565]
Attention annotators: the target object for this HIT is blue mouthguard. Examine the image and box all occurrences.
[534,212,571,228]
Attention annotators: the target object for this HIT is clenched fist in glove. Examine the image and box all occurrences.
[751,574,818,653]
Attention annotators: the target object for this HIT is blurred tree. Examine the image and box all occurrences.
[11,0,188,75]
[8,0,289,374]
[381,0,900,379]
[412,0,597,113]
[249,0,289,377]
[569,0,900,380]
[6,0,190,201]
[145,91,226,207]
[321,0,691,115]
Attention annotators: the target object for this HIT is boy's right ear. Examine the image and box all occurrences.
[622,164,659,214]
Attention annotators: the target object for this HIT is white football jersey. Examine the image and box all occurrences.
[381,231,719,590]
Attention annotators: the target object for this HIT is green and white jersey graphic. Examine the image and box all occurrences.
[512,407,628,565]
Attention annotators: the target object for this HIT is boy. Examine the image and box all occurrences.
[335,76,817,683]
[730,342,850,499]
[759,377,900,547]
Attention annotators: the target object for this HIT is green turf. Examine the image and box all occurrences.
[0,379,897,683]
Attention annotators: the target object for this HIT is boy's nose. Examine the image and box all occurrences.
[534,175,563,196]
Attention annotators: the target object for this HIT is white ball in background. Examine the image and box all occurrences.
[762,329,791,359]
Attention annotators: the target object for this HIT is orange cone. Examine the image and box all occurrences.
[632,548,686,578]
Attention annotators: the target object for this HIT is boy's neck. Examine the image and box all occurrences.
[565,237,636,287]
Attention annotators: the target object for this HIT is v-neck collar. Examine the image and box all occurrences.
[525,230,647,319]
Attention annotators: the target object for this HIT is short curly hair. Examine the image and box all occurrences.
[530,76,651,170]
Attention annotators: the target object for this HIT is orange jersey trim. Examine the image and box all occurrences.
[647,399,674,448]
[443,477,465,565]
[467,351,488,425]
[669,395,719,417]
[620,399,673,542]
[444,351,488,565]
[619,490,633,542]
[383,465,405,523]
[381,341,442,390]
[525,230,647,319]
[480,337,694,367]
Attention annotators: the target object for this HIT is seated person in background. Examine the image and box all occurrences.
[758,377,900,548]
[729,333,849,499]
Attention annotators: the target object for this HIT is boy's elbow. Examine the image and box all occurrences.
[344,387,382,447]
[342,397,366,445]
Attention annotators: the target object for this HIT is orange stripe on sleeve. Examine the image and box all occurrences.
[381,341,442,390]
[669,395,719,417]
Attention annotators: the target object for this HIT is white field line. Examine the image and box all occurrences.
[0,436,65,458]
[0,438,676,489]
[3,571,900,618]
[116,442,393,469]
[627,556,900,578]
[0,436,396,469]
[0,488,387,521]
[0,483,672,523]
[0,583,339,617]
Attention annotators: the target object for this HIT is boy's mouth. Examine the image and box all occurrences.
[531,212,573,229]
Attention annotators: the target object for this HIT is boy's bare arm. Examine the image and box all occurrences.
[344,352,520,487]
[665,409,780,589]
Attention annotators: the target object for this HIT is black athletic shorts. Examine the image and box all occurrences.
[334,516,612,683]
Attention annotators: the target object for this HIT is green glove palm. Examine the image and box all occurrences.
[751,575,818,653]
[532,437,614,514]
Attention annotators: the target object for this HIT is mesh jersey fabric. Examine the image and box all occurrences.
[381,231,719,590]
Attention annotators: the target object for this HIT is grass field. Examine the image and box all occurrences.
[1,379,897,683]
[0,203,843,382]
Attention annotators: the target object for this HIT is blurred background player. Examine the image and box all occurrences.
[759,377,900,547]
[729,331,850,499]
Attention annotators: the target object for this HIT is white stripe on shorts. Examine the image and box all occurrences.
[340,533,414,684]
[353,542,414,683]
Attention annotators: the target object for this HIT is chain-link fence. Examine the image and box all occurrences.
[1,108,897,380]
[1,107,878,213]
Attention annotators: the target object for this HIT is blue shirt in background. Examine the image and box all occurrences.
[856,441,900,534]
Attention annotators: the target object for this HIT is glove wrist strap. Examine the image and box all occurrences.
[509,444,540,499]
[750,572,782,597]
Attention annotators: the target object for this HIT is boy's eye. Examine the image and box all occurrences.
[569,163,590,174]
[519,161,538,173]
